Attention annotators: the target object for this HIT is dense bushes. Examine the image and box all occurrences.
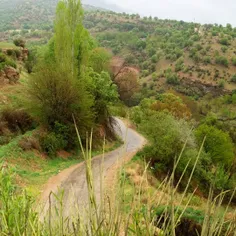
[151,93,192,119]
[219,38,230,46]
[166,73,180,85]
[13,38,26,48]
[26,63,94,145]
[164,68,180,85]
[195,124,234,169]
[40,131,67,156]
[130,96,236,196]
[130,99,195,173]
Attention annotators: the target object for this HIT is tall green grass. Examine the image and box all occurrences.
[0,128,235,235]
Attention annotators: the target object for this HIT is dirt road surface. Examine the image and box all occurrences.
[40,118,145,219]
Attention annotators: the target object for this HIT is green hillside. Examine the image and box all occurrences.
[1,1,236,93]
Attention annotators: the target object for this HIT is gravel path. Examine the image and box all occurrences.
[40,118,145,219]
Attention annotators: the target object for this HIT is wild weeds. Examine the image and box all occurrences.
[0,128,235,235]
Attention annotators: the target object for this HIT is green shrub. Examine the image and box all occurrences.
[40,131,67,157]
[203,56,211,64]
[231,57,236,66]
[0,63,5,71]
[218,79,225,88]
[5,59,17,68]
[151,55,158,63]
[6,49,15,57]
[195,124,234,169]
[221,46,228,53]
[219,38,230,46]
[14,49,21,58]
[232,94,236,104]
[166,73,180,85]
[133,110,194,171]
[26,63,94,143]
[0,53,6,63]
[215,56,228,67]
[13,38,26,48]
[142,70,149,76]
[151,72,157,80]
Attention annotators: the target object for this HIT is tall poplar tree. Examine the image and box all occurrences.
[54,0,90,77]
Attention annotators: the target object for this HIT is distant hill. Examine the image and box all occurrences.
[83,4,108,12]
[82,0,124,12]
[0,0,122,33]
[84,12,236,95]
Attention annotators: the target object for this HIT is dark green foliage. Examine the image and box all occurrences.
[40,131,68,156]
[25,48,37,73]
[221,46,228,53]
[26,63,94,140]
[219,38,230,46]
[166,73,180,85]
[131,97,236,197]
[88,69,118,139]
[175,58,184,72]
[218,79,225,88]
[13,38,26,48]
[25,0,118,149]
[6,49,15,57]
[0,53,6,63]
[151,54,158,63]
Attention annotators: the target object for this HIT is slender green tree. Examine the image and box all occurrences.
[54,0,92,77]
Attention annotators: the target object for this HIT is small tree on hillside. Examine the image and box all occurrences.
[114,67,140,106]
[13,38,26,48]
[195,124,234,169]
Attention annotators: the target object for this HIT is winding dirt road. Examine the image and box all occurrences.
[40,118,145,218]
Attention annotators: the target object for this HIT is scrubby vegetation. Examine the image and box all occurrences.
[130,92,236,202]
[0,51,17,71]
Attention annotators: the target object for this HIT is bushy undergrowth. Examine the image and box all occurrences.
[130,97,236,201]
[0,52,17,71]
